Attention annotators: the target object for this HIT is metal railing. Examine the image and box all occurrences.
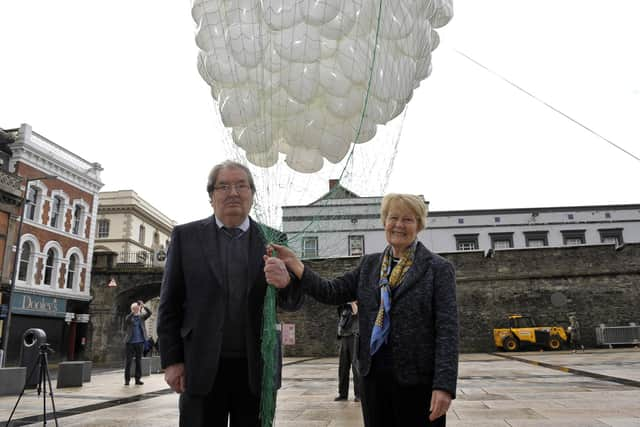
[117,251,154,268]
[595,323,640,346]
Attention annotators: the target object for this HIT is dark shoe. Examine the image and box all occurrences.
[135,380,144,385]
[124,381,130,386]
[334,395,347,401]
[354,396,360,402]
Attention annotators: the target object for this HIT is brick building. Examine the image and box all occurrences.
[0,124,103,363]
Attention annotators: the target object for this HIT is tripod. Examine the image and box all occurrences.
[7,344,59,426]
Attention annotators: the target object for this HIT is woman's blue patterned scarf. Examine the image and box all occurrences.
[370,241,417,355]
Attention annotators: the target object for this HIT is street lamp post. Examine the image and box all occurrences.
[1,175,57,367]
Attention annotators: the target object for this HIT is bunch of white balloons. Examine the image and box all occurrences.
[193,0,453,173]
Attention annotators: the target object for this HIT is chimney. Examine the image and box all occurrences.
[329,179,339,190]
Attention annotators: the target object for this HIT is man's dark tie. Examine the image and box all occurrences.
[222,227,242,238]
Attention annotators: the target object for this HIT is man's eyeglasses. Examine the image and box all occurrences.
[213,183,252,194]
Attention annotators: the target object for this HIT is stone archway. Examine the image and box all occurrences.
[89,268,163,364]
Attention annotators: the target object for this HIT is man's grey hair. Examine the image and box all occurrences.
[206,160,256,196]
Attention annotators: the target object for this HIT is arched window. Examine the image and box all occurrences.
[44,248,56,285]
[18,242,32,281]
[67,254,78,289]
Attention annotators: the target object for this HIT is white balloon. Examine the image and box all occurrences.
[285,146,324,173]
[227,22,265,67]
[247,148,279,168]
[378,1,413,40]
[326,87,364,119]
[302,0,342,26]
[280,61,319,103]
[337,36,372,84]
[219,87,259,127]
[233,120,274,153]
[261,0,305,30]
[319,0,356,40]
[319,61,352,97]
[274,22,321,63]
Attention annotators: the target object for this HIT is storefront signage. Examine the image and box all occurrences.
[10,292,67,318]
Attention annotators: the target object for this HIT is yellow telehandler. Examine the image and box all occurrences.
[493,314,568,351]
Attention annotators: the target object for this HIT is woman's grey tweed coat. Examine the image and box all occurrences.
[298,242,459,398]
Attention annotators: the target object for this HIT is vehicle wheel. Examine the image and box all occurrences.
[503,336,519,352]
[548,335,562,350]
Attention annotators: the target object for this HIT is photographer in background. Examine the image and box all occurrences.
[124,300,152,385]
[335,301,360,402]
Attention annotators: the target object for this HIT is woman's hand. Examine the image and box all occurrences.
[429,389,452,421]
[266,243,305,279]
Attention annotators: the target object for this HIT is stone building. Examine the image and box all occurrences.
[93,190,175,269]
[283,180,639,258]
[0,124,103,363]
[277,243,640,356]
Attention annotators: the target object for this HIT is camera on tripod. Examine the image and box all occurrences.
[39,343,54,354]
[7,328,60,425]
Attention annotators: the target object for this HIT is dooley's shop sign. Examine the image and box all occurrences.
[11,292,67,318]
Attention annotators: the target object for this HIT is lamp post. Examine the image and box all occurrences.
[1,174,57,367]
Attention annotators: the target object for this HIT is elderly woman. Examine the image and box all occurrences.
[264,193,458,426]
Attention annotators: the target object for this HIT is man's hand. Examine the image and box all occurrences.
[266,243,304,279]
[165,363,186,393]
[429,389,452,421]
[263,256,292,288]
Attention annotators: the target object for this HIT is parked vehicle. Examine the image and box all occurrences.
[493,314,568,351]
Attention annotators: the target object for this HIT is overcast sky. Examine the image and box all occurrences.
[1,0,638,225]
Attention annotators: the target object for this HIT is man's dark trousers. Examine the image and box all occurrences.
[179,358,260,427]
[338,334,360,398]
[125,342,143,383]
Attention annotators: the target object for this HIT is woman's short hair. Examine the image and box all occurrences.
[206,160,256,196]
[380,193,428,230]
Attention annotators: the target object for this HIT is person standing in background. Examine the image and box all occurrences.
[124,300,152,385]
[335,301,360,402]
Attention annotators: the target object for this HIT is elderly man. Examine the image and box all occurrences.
[124,300,152,385]
[157,160,302,427]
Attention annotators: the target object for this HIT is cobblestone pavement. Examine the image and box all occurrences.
[1,349,640,426]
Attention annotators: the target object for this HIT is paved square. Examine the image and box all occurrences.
[1,349,639,426]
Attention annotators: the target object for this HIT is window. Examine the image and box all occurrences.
[489,232,513,249]
[561,230,585,245]
[524,231,549,248]
[50,196,63,228]
[97,219,110,238]
[153,231,160,246]
[72,205,83,235]
[457,218,464,224]
[604,212,611,219]
[44,248,56,285]
[494,217,501,223]
[25,186,39,221]
[524,231,548,248]
[18,242,32,281]
[139,225,146,244]
[455,234,478,251]
[349,235,364,256]
[302,236,318,258]
[599,228,623,245]
[567,214,574,220]
[67,254,78,290]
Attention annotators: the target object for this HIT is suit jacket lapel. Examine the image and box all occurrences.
[393,243,432,301]
[247,219,265,297]
[198,216,224,287]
